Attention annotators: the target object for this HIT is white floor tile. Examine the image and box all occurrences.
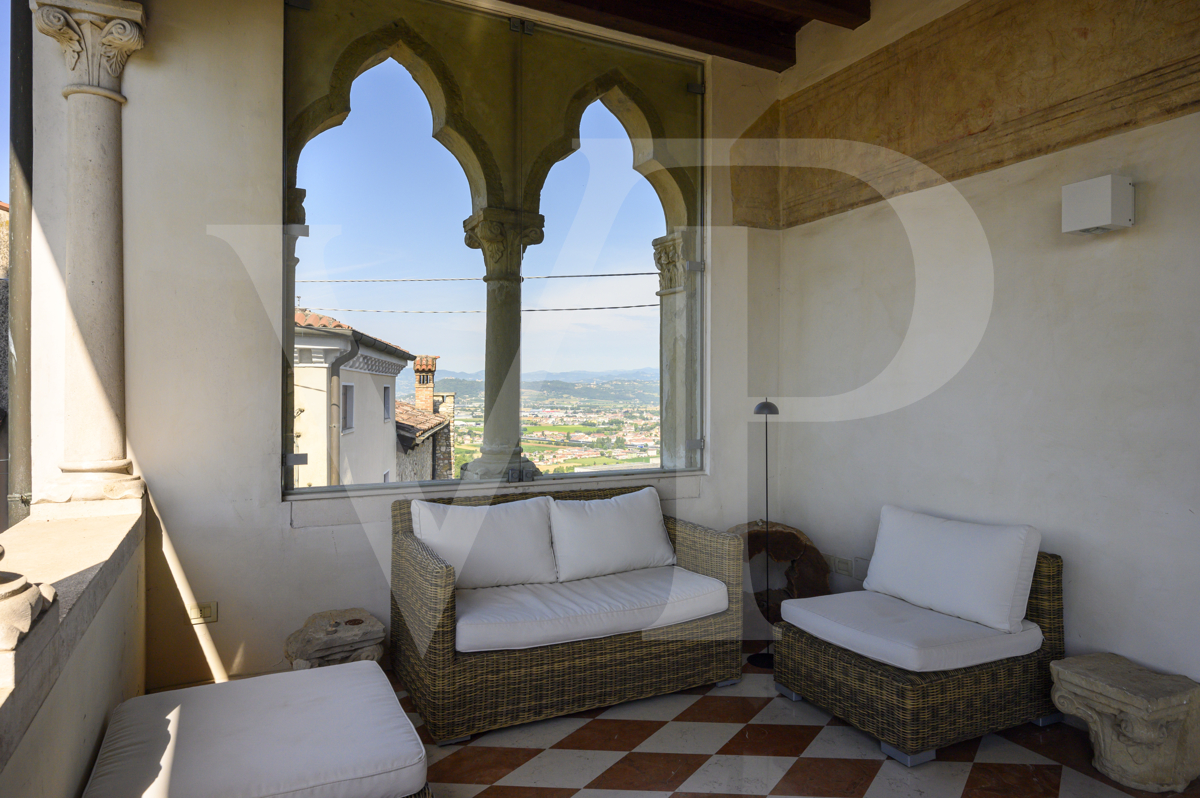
[468,716,590,748]
[973,734,1057,764]
[633,721,744,754]
[424,743,462,766]
[676,754,796,795]
[749,697,833,726]
[396,689,408,699]
[495,748,626,788]
[708,673,778,698]
[597,693,701,721]
[863,760,972,798]
[427,784,486,797]
[800,725,887,759]
[406,712,424,728]
[1058,766,1131,798]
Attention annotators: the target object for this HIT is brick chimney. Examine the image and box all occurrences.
[414,355,438,413]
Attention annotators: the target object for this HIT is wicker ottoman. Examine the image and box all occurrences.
[82,661,430,798]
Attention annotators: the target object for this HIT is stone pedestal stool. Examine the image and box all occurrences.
[1051,652,1200,793]
[285,608,385,670]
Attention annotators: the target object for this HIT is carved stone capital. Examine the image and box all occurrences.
[464,208,544,281]
[653,230,686,294]
[1051,654,1200,793]
[33,1,145,93]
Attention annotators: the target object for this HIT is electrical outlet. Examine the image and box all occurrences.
[833,557,853,577]
[189,601,218,625]
[854,557,871,581]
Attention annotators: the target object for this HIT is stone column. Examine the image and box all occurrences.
[653,230,699,471]
[461,208,543,481]
[33,1,145,503]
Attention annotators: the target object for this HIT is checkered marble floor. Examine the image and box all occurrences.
[389,643,1200,798]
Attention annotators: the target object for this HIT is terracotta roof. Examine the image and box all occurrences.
[395,400,449,450]
[414,355,439,372]
[294,308,414,360]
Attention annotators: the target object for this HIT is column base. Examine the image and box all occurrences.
[33,468,145,504]
[460,453,541,482]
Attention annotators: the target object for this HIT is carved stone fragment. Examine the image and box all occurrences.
[1051,652,1200,793]
[0,545,57,651]
[285,608,385,670]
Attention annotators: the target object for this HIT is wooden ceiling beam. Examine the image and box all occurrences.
[748,0,869,29]
[503,0,801,72]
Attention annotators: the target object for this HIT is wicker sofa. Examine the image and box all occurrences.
[390,485,743,743]
[773,506,1064,766]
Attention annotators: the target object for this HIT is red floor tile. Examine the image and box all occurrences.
[674,696,773,723]
[586,751,711,791]
[937,737,983,762]
[962,763,1061,798]
[426,746,542,784]
[717,723,821,757]
[552,719,666,751]
[476,788,578,797]
[770,757,884,797]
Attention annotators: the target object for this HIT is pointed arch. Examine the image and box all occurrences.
[285,18,503,223]
[521,69,696,233]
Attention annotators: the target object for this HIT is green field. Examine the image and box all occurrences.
[522,425,597,434]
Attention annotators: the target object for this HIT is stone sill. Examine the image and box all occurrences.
[288,469,704,529]
[0,500,145,773]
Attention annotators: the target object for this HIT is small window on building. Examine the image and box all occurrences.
[341,383,355,432]
[384,385,392,419]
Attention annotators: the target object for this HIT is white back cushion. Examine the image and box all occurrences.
[862,505,1041,633]
[549,487,676,582]
[411,496,557,589]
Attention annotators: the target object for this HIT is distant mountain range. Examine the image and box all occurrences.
[437,368,659,382]
[397,371,660,405]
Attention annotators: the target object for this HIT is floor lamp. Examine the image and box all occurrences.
[746,398,779,671]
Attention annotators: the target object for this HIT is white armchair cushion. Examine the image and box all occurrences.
[780,592,1044,672]
[862,505,1041,633]
[411,496,557,589]
[549,487,676,582]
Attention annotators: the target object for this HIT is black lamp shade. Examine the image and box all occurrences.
[753,400,779,415]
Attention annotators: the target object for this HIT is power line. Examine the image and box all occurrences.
[304,304,659,314]
[295,272,657,283]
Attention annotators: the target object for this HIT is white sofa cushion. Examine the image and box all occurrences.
[862,505,1041,633]
[455,565,727,652]
[781,591,1044,672]
[411,496,557,589]
[549,487,676,582]
[83,661,426,798]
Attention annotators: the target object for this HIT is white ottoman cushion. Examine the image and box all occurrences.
[83,661,426,798]
[781,591,1044,672]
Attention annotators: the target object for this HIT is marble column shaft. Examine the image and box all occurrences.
[32,1,145,502]
[462,208,543,480]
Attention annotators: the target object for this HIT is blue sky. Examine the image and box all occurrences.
[295,59,664,375]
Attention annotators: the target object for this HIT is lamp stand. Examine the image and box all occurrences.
[746,399,775,671]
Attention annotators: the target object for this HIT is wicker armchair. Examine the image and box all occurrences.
[390,485,743,743]
[773,552,1064,763]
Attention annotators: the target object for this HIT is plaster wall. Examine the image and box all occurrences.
[768,111,1200,680]
[293,365,331,488]
[0,544,145,797]
[340,368,400,485]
